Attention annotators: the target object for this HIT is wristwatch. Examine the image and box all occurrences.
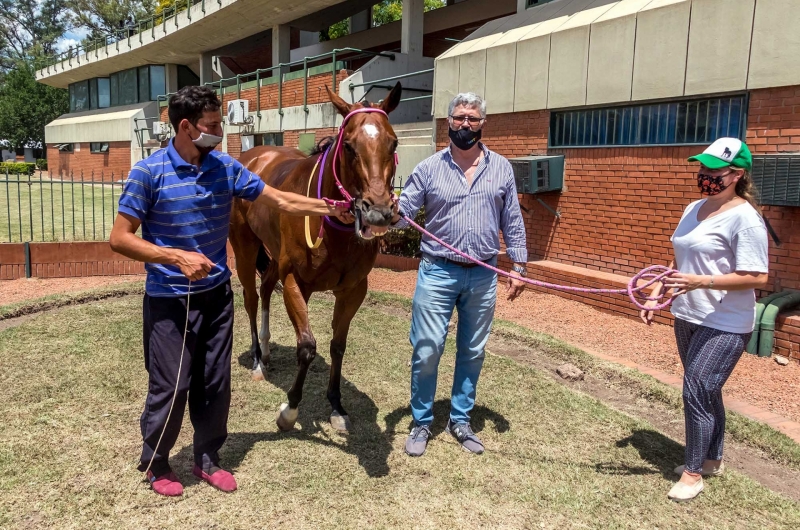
[512,264,527,277]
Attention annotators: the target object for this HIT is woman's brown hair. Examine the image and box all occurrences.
[735,170,762,215]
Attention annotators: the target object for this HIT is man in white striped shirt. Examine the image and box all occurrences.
[392,93,528,457]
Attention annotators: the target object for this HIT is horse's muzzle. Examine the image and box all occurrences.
[354,199,393,240]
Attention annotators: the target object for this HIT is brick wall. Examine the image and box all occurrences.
[227,134,242,159]
[0,241,237,280]
[46,142,131,181]
[220,70,350,116]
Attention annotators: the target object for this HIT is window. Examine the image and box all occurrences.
[110,73,119,106]
[254,133,284,147]
[90,142,109,153]
[549,95,747,148]
[97,78,110,108]
[138,66,150,103]
[69,80,90,112]
[150,65,166,100]
[118,68,138,105]
[527,0,557,7]
[55,144,74,152]
[89,78,99,110]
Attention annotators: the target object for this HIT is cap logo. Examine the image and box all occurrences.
[721,147,733,159]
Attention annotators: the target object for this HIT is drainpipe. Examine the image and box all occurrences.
[746,291,793,354]
[758,291,800,358]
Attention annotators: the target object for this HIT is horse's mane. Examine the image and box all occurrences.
[310,136,335,156]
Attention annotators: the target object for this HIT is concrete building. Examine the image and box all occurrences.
[36,0,516,181]
[434,0,800,360]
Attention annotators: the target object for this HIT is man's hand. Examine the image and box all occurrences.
[329,204,355,224]
[506,271,525,301]
[172,250,214,281]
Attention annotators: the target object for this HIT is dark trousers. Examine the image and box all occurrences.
[137,280,234,476]
[674,318,750,474]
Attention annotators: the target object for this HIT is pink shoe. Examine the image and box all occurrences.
[146,470,184,497]
[192,465,237,492]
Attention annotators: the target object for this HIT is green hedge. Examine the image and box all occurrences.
[381,207,425,258]
[36,159,48,170]
[0,162,36,175]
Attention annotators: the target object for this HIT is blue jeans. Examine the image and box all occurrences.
[409,254,498,426]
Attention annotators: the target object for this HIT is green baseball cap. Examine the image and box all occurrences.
[688,137,752,171]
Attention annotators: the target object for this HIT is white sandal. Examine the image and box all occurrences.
[668,478,704,502]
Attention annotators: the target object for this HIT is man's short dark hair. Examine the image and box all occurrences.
[168,86,221,130]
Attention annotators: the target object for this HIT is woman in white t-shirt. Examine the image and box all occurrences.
[640,137,769,502]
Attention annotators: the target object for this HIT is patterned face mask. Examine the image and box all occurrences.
[697,170,733,196]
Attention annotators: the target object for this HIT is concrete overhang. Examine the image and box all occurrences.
[36,0,350,88]
[45,103,157,144]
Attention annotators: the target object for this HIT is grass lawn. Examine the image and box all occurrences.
[0,290,798,529]
[0,175,121,243]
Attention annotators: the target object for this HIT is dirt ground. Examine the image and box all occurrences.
[2,268,799,425]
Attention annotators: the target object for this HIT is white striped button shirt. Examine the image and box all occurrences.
[394,144,528,264]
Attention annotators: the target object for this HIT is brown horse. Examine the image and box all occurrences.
[229,83,402,432]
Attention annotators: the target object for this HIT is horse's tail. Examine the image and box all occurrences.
[256,245,270,275]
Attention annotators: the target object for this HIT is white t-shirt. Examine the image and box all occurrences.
[670,199,769,334]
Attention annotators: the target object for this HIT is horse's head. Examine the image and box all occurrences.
[326,82,402,240]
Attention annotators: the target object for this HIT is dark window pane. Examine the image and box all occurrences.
[150,65,166,100]
[707,99,720,142]
[110,74,119,106]
[89,78,98,110]
[97,78,110,108]
[138,66,149,103]
[119,68,138,105]
[728,97,743,138]
[69,84,76,112]
[71,80,89,112]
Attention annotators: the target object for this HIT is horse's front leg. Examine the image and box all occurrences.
[327,277,368,433]
[276,272,315,432]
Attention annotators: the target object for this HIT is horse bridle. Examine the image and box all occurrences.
[318,106,398,235]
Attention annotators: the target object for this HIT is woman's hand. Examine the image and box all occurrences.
[639,299,660,325]
[662,272,708,296]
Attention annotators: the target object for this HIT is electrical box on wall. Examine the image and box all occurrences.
[751,155,800,207]
[509,155,564,194]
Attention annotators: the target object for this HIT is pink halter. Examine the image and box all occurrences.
[330,107,390,205]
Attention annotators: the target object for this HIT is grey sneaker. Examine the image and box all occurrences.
[404,425,431,457]
[445,419,484,455]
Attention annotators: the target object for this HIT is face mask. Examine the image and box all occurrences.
[449,126,482,151]
[192,132,223,149]
[697,170,732,196]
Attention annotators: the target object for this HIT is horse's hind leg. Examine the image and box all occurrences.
[228,219,264,380]
[327,277,368,433]
[276,272,315,432]
[258,259,279,367]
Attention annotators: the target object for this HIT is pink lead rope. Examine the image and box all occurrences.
[399,213,677,312]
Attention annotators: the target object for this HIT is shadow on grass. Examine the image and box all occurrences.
[384,399,511,438]
[592,429,685,479]
[172,341,395,478]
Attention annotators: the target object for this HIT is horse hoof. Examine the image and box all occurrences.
[251,365,265,381]
[276,403,298,432]
[330,412,352,433]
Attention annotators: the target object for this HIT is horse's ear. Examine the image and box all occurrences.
[326,85,353,117]
[380,82,402,115]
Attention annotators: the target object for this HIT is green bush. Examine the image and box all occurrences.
[381,206,425,258]
[36,158,47,170]
[0,162,36,175]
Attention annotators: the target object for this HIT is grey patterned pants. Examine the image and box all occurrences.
[674,318,750,473]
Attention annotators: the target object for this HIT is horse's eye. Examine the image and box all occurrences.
[389,139,398,153]
[344,141,356,155]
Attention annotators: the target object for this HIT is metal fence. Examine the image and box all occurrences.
[1,171,123,243]
[0,170,408,244]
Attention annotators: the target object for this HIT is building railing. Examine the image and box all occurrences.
[40,0,212,72]
[156,48,395,119]
[348,68,434,104]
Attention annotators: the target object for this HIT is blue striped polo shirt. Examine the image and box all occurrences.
[118,140,265,297]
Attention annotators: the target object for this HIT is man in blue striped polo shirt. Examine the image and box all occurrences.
[392,92,528,457]
[109,85,349,496]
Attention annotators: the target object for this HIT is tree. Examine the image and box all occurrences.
[320,0,445,42]
[0,62,69,149]
[0,0,70,70]
[67,0,156,42]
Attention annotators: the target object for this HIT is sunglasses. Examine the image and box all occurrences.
[449,115,484,126]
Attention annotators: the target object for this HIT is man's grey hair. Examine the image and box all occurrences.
[448,93,486,118]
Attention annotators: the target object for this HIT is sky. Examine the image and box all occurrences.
[55,27,91,53]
